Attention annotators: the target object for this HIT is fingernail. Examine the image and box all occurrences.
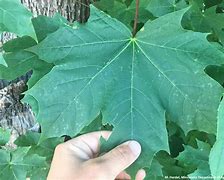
[128,141,141,156]
[139,169,146,179]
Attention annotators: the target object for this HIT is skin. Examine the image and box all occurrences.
[48,131,146,180]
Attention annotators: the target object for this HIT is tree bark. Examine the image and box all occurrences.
[21,0,90,23]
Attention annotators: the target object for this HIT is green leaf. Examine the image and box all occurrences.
[156,151,192,177]
[177,141,211,177]
[145,158,164,179]
[185,130,216,149]
[94,0,153,29]
[203,0,223,8]
[0,14,65,90]
[0,36,54,89]
[32,14,69,43]
[166,121,185,157]
[0,128,10,146]
[209,99,224,179]
[0,41,7,66]
[25,6,223,174]
[0,51,53,88]
[24,154,48,180]
[15,132,40,147]
[0,0,35,38]
[27,137,63,162]
[80,113,113,134]
[0,52,7,66]
[14,132,63,162]
[0,147,46,180]
[147,0,188,17]
[205,65,224,86]
[93,0,115,11]
[3,36,36,52]
[188,164,210,179]
[182,3,224,44]
[28,165,49,180]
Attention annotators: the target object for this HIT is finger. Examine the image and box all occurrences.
[116,171,131,180]
[135,169,146,180]
[63,131,111,160]
[91,140,141,179]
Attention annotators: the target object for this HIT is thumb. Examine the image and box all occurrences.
[92,141,141,178]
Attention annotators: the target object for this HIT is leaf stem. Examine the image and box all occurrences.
[132,0,139,37]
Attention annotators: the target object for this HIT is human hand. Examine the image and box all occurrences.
[47,131,146,180]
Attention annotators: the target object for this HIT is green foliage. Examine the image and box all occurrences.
[182,1,224,44]
[205,65,224,87]
[0,147,47,180]
[145,158,163,179]
[0,128,10,146]
[0,53,7,67]
[15,132,64,161]
[80,113,113,134]
[23,6,223,176]
[32,14,68,43]
[0,0,35,38]
[0,36,54,88]
[177,141,211,177]
[0,0,36,77]
[147,0,188,17]
[94,0,153,29]
[209,99,224,179]
[0,0,224,179]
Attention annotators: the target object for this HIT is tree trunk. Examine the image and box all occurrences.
[21,0,90,22]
